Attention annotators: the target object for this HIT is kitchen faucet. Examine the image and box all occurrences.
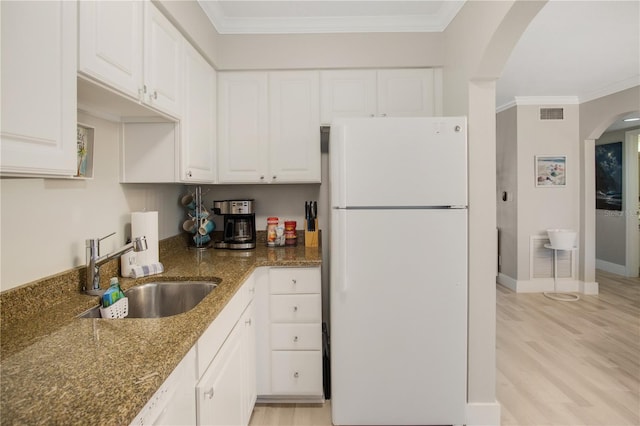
[85,232,148,295]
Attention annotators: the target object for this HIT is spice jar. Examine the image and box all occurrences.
[284,221,297,246]
[267,217,278,247]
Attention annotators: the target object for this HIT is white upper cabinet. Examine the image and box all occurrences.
[0,1,77,176]
[320,68,442,124]
[269,71,321,184]
[218,71,320,184]
[78,1,143,99]
[78,0,182,119]
[181,42,217,183]
[143,1,183,118]
[377,69,439,117]
[320,70,377,123]
[217,72,270,183]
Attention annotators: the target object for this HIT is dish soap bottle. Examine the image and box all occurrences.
[102,277,125,308]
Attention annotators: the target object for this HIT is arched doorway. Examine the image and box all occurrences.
[585,107,640,280]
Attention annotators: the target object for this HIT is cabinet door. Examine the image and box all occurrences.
[241,303,257,425]
[181,42,216,183]
[320,70,377,124]
[269,71,321,183]
[217,72,269,183]
[0,1,77,176]
[377,69,436,117]
[197,320,244,426]
[144,1,183,118]
[78,0,143,99]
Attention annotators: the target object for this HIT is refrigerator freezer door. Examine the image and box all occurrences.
[330,208,467,425]
[330,117,467,208]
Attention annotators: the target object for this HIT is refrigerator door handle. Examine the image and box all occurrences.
[334,210,348,293]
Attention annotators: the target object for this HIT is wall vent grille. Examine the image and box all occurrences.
[530,236,574,279]
[540,107,564,120]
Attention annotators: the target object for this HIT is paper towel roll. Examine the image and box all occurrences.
[132,211,159,265]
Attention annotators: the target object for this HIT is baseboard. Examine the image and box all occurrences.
[466,401,501,426]
[497,273,517,291]
[497,274,597,294]
[580,281,599,295]
[595,259,626,276]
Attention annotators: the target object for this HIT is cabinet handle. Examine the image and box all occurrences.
[291,279,297,285]
[293,306,298,312]
[152,90,158,100]
[293,336,299,342]
[369,114,375,117]
[204,387,214,399]
[293,371,299,378]
[245,318,252,326]
[380,113,387,117]
[260,176,265,181]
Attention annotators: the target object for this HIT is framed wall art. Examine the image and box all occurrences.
[535,155,566,187]
[595,142,623,211]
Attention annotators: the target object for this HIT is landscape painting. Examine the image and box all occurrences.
[595,142,623,211]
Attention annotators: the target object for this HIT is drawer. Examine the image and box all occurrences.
[269,267,320,294]
[271,323,321,350]
[270,294,321,323]
[271,351,323,395]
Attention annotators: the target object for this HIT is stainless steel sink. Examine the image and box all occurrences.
[78,280,219,319]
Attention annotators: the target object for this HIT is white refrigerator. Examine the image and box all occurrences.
[329,117,468,425]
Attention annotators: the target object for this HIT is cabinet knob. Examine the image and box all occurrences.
[260,175,265,180]
[380,113,387,117]
[293,336,299,342]
[291,279,297,285]
[272,175,277,180]
[293,306,298,312]
[152,90,158,100]
[187,170,192,178]
[204,387,214,399]
[245,318,252,326]
[293,371,299,378]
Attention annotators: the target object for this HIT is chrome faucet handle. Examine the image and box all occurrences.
[98,232,116,243]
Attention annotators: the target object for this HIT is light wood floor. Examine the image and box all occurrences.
[249,270,640,426]
[497,270,640,425]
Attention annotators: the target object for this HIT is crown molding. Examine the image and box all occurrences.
[198,1,464,34]
[579,75,640,104]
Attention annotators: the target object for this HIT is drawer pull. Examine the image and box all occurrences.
[293,306,298,312]
[293,336,299,342]
[293,371,299,378]
[204,387,214,399]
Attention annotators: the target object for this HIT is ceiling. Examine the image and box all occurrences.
[198,0,640,130]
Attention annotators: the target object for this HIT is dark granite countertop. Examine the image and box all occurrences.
[0,236,321,425]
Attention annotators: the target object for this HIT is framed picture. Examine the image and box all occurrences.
[595,142,623,211]
[76,124,94,178]
[535,155,566,187]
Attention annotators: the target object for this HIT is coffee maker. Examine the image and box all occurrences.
[212,200,256,249]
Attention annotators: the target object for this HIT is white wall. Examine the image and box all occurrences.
[0,111,184,291]
[497,107,518,279]
[579,86,640,283]
[516,104,580,280]
[443,1,545,421]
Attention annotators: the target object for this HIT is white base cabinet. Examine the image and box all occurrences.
[1,0,77,176]
[195,276,256,426]
[256,267,324,402]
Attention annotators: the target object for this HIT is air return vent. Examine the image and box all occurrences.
[530,236,574,279]
[540,107,564,120]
